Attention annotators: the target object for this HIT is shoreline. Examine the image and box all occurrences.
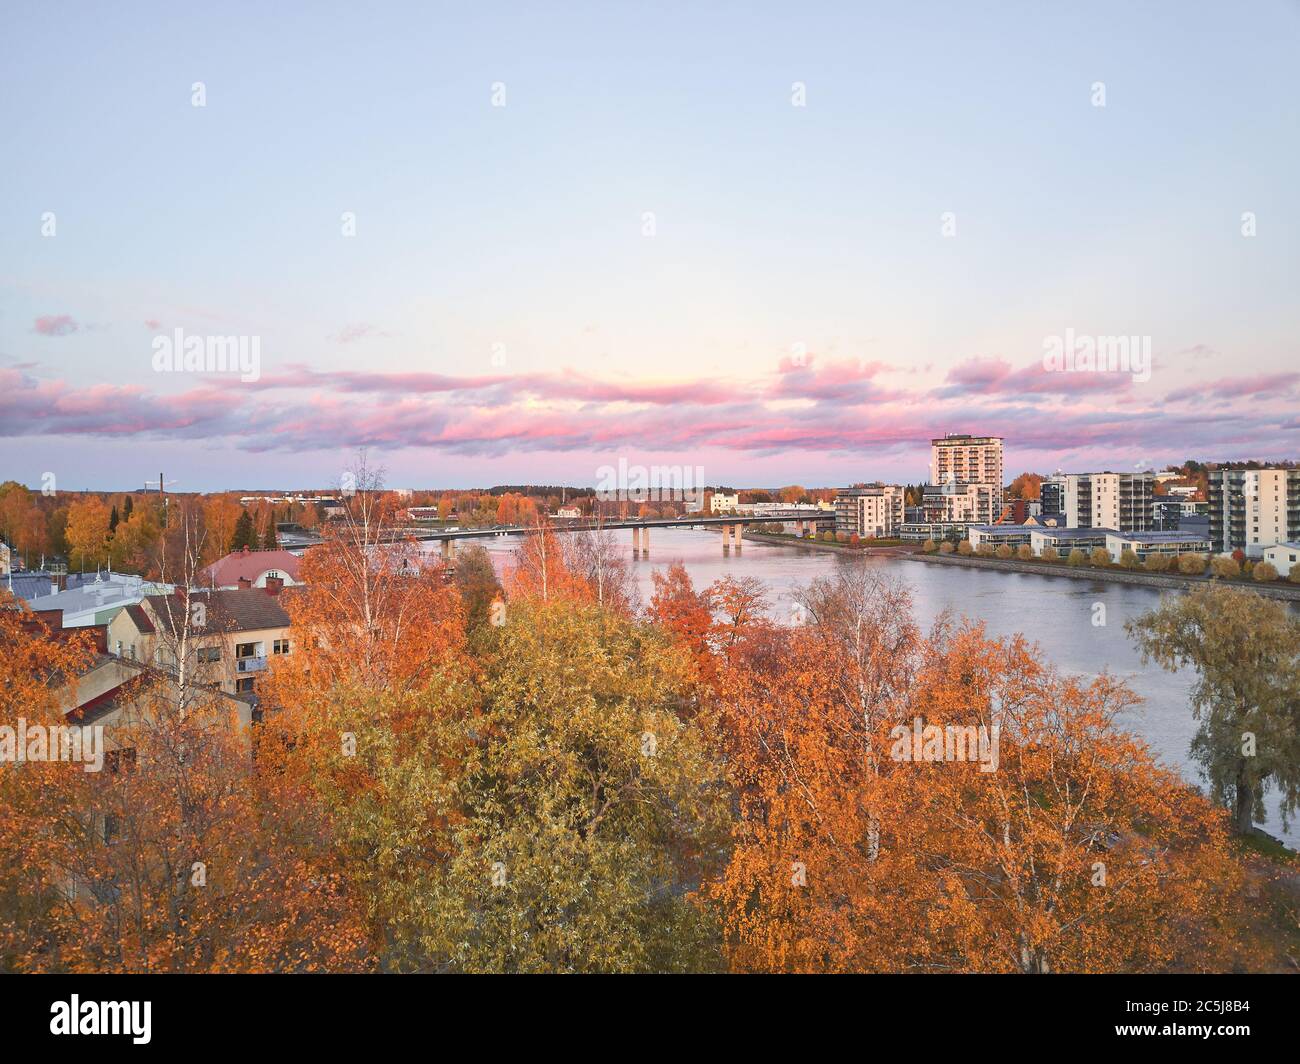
[903,551,1300,600]
[744,530,1300,601]
[741,531,916,556]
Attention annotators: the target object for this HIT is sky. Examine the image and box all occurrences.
[1,0,1298,492]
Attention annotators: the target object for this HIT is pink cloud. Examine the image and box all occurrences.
[1166,372,1300,404]
[33,315,79,337]
[938,356,1135,399]
[3,358,1297,470]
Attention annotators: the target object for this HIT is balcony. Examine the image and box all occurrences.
[236,656,268,674]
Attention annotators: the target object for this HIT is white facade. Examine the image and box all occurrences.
[1262,542,1300,572]
[709,493,739,513]
[1105,531,1211,563]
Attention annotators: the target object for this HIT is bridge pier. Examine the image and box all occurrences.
[734,523,742,551]
[641,526,648,555]
[441,539,455,563]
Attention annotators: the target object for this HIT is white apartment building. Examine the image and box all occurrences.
[1209,468,1300,558]
[921,481,997,524]
[709,492,739,513]
[833,485,904,537]
[1042,472,1153,533]
[930,434,1003,509]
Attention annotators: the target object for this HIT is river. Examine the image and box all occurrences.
[435,525,1298,847]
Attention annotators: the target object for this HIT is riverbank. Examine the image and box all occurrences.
[742,531,918,556]
[906,551,1300,601]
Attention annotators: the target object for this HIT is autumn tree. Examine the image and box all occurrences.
[65,496,112,570]
[708,595,1248,973]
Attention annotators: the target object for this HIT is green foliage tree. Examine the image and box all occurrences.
[429,599,730,971]
[1127,585,1300,835]
[229,510,256,553]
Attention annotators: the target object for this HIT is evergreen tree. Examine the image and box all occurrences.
[108,505,120,535]
[122,494,134,520]
[230,510,255,552]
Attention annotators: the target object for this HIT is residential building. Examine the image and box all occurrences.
[1040,476,1065,518]
[967,525,1032,550]
[900,520,977,543]
[833,485,904,538]
[555,506,582,519]
[0,540,11,576]
[1041,472,1153,533]
[1262,541,1300,573]
[4,570,58,602]
[1027,527,1115,556]
[403,506,441,521]
[201,547,303,590]
[1152,497,1209,531]
[1209,468,1300,558]
[107,586,292,699]
[930,434,1004,491]
[709,493,739,513]
[1105,530,1212,563]
[921,481,998,524]
[23,573,173,628]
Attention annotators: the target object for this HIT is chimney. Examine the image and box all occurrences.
[237,576,253,590]
[264,576,284,596]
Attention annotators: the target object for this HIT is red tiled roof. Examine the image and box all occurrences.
[201,548,302,587]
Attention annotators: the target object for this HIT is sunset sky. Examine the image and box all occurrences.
[2,1,1298,491]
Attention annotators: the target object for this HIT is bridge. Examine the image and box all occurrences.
[285,511,836,558]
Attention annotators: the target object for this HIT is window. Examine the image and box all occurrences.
[273,638,290,655]
[235,642,259,659]
[104,748,136,775]
[265,570,280,579]
[198,646,221,663]
[236,677,255,693]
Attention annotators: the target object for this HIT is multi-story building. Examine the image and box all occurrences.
[1040,476,1066,518]
[108,586,292,699]
[709,492,739,513]
[921,481,998,524]
[1040,472,1153,533]
[833,484,904,537]
[1209,468,1300,558]
[930,434,1004,488]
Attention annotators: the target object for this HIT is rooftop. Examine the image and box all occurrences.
[202,547,303,587]
[1031,527,1118,538]
[143,588,292,635]
[1110,531,1212,542]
